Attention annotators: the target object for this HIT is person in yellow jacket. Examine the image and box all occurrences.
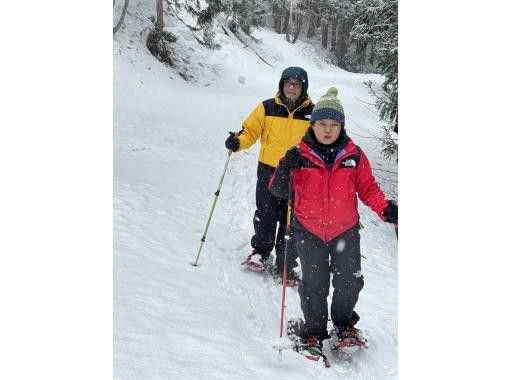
[225,67,314,285]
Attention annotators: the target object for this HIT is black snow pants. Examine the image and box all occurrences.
[250,162,298,272]
[294,224,364,340]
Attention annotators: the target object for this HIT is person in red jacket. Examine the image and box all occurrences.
[269,87,397,355]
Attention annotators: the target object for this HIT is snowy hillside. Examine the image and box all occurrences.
[114,4,398,379]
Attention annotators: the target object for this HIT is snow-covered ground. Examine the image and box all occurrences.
[5,3,510,380]
[114,6,398,379]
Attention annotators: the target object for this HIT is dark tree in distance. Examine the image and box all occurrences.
[352,0,398,159]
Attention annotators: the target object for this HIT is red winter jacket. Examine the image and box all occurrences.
[287,139,388,242]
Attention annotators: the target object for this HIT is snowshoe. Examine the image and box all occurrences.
[287,318,330,367]
[241,250,274,272]
[329,324,368,356]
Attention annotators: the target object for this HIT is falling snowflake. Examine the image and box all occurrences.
[336,239,346,252]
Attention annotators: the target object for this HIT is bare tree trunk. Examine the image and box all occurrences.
[330,18,338,51]
[274,17,282,34]
[307,13,315,38]
[321,19,329,49]
[369,42,376,65]
[273,3,282,33]
[286,1,293,42]
[292,13,303,43]
[113,0,130,35]
[282,10,290,35]
[335,28,348,66]
[146,0,177,66]
[156,0,164,32]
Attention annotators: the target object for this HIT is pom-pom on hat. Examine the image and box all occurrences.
[310,87,345,126]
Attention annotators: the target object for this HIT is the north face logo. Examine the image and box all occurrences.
[342,158,356,167]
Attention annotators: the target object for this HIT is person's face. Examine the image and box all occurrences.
[282,78,303,104]
[312,119,342,145]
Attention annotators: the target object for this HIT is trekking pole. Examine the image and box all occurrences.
[191,150,233,267]
[278,169,294,363]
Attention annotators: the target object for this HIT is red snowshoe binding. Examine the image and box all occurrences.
[329,324,368,355]
[287,318,330,367]
[241,250,273,272]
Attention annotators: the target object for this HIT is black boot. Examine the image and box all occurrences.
[271,267,301,286]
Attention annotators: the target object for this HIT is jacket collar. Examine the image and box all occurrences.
[275,92,312,113]
[298,127,356,169]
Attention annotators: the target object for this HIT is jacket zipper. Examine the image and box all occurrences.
[323,167,331,241]
[281,100,309,151]
[321,149,357,241]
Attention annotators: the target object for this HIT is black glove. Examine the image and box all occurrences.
[280,147,302,169]
[382,200,398,224]
[225,132,240,152]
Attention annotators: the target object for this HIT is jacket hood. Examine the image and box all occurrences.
[278,66,309,109]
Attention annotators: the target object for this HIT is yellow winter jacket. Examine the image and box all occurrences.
[238,93,314,168]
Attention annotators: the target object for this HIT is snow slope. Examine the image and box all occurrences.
[114,6,398,379]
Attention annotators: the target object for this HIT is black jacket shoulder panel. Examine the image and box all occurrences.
[299,158,320,169]
[262,98,288,118]
[338,144,361,168]
[293,103,314,121]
